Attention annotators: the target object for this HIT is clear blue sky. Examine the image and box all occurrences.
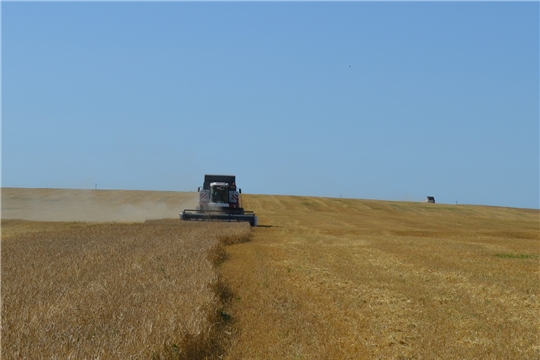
[2,2,539,209]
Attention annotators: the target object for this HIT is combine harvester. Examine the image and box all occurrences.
[180,174,258,226]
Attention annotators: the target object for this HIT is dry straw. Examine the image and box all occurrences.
[221,195,539,359]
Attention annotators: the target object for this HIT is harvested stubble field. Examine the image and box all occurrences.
[222,195,539,359]
[2,188,539,359]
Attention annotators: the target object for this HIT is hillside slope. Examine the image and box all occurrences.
[222,194,539,359]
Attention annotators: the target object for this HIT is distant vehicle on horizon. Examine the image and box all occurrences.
[426,196,435,203]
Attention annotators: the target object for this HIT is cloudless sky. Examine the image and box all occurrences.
[2,2,539,209]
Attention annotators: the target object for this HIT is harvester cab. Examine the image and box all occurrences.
[181,175,257,226]
[205,182,235,208]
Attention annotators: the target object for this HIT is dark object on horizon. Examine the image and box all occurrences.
[426,196,435,203]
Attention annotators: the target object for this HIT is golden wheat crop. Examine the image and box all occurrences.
[2,219,251,359]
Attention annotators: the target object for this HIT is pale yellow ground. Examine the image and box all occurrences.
[222,195,539,359]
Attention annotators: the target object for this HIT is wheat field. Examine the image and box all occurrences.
[2,188,539,359]
[2,219,251,359]
[222,195,539,359]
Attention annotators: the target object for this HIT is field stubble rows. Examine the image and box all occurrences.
[222,195,539,359]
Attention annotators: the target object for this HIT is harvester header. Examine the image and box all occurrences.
[180,174,258,226]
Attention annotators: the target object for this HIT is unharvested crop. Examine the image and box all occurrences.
[2,219,251,359]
